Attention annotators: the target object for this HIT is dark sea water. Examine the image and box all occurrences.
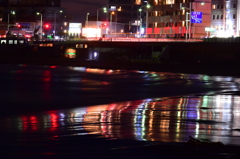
[1,63,240,158]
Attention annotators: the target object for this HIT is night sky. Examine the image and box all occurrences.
[61,0,108,23]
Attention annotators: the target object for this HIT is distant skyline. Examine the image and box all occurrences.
[61,0,108,23]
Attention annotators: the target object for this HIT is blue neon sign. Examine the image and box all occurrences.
[191,12,202,23]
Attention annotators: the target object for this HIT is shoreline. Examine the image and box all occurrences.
[1,58,240,77]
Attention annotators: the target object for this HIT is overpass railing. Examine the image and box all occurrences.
[86,37,203,42]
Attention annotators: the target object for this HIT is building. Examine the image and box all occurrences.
[211,0,238,37]
[107,0,212,38]
[107,0,148,33]
[83,21,125,38]
[146,0,211,38]
[0,0,69,40]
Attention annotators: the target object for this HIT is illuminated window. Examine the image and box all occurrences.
[212,4,216,9]
[182,21,185,27]
[9,40,13,44]
[39,43,53,47]
[226,13,229,19]
[84,44,88,48]
[76,44,84,48]
[117,6,122,11]
[0,40,6,44]
[226,3,230,9]
[110,6,116,11]
[19,40,24,44]
[182,10,185,15]
[135,0,141,5]
[166,0,174,4]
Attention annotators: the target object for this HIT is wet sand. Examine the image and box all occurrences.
[1,57,240,77]
[1,60,240,158]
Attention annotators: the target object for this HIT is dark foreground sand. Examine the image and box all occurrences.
[1,133,240,159]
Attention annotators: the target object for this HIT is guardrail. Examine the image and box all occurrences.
[86,37,203,42]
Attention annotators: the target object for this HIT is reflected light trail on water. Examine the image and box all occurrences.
[1,64,240,147]
[1,95,240,145]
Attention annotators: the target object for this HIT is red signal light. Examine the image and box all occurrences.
[17,24,21,28]
[101,22,108,27]
[44,24,50,29]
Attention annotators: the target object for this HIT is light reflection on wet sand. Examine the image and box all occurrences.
[1,94,240,145]
[1,64,240,148]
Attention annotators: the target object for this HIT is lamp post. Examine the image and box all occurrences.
[181,3,192,40]
[145,10,149,38]
[36,12,43,40]
[114,7,122,37]
[139,4,150,37]
[115,12,117,37]
[54,10,62,39]
[7,11,15,31]
[97,7,107,22]
[110,11,115,34]
[86,13,89,28]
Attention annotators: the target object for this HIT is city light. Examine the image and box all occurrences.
[44,24,50,29]
[82,28,101,38]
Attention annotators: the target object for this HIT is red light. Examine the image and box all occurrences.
[101,22,108,27]
[44,24,50,29]
[25,34,31,38]
[17,24,21,28]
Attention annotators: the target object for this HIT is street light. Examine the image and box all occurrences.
[86,13,89,27]
[139,4,150,37]
[7,11,15,31]
[36,12,43,40]
[145,10,149,38]
[115,13,117,37]
[97,7,107,22]
[181,3,192,40]
[110,11,115,34]
[114,7,122,37]
[54,10,63,39]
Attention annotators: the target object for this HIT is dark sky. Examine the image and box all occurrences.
[61,0,108,23]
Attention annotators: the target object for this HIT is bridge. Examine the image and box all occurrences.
[1,37,240,65]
